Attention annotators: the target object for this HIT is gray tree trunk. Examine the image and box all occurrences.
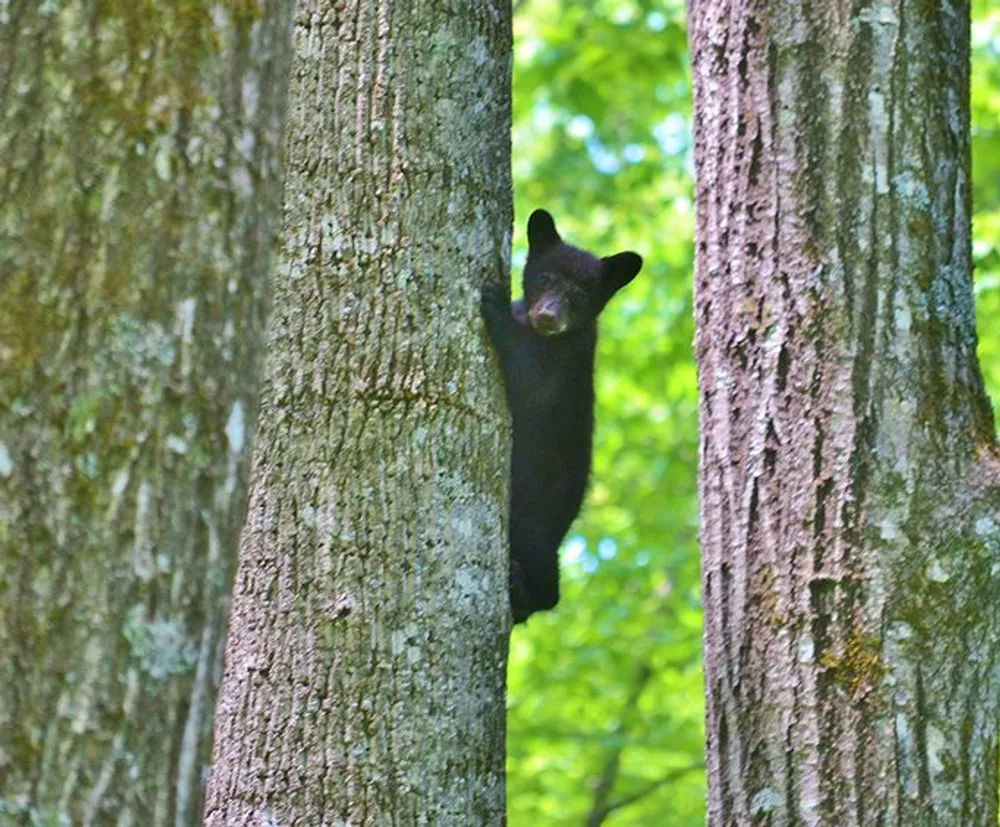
[689,1,1000,824]
[203,2,512,825]
[0,3,292,824]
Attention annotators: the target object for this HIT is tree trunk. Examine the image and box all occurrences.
[0,2,292,824]
[690,1,1000,823]
[203,2,512,824]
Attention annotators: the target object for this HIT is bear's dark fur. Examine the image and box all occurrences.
[480,209,642,623]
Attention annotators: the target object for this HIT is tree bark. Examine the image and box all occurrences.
[203,1,512,824]
[690,1,1000,824]
[0,1,292,824]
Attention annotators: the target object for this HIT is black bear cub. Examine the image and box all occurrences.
[480,209,642,623]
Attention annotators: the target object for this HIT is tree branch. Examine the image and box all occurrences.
[584,662,653,827]
[596,763,704,823]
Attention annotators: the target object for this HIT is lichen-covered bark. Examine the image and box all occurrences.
[689,1,1000,823]
[203,1,512,824]
[0,1,292,823]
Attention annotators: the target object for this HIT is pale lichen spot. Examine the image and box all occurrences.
[893,169,930,210]
[101,164,121,222]
[454,567,478,597]
[797,634,815,664]
[178,297,197,340]
[858,6,897,25]
[241,72,260,119]
[390,627,409,658]
[880,519,898,540]
[111,467,129,497]
[406,641,421,665]
[154,142,173,181]
[894,295,911,332]
[0,443,12,477]
[800,795,819,817]
[230,166,254,199]
[974,516,998,539]
[926,725,946,777]
[211,3,228,30]
[165,435,188,454]
[751,788,782,815]
[895,713,911,742]
[471,35,489,66]
[185,134,204,165]
[927,559,949,583]
[124,607,198,680]
[888,621,913,642]
[226,401,246,453]
[235,128,256,160]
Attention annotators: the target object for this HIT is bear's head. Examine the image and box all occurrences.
[520,209,642,337]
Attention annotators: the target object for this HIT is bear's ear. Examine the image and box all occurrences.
[527,209,562,252]
[601,251,643,293]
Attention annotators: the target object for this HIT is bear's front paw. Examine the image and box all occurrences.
[480,283,510,320]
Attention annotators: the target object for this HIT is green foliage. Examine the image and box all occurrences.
[508,2,703,825]
[508,1,1000,824]
[973,2,1000,405]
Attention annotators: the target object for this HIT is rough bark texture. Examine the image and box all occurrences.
[203,1,512,824]
[0,1,292,824]
[689,1,1000,824]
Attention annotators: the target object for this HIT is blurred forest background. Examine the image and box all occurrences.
[505,1,1000,824]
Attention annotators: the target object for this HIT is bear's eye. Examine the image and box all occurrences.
[525,271,557,301]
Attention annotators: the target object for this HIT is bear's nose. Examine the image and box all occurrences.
[529,298,566,336]
[534,310,561,333]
